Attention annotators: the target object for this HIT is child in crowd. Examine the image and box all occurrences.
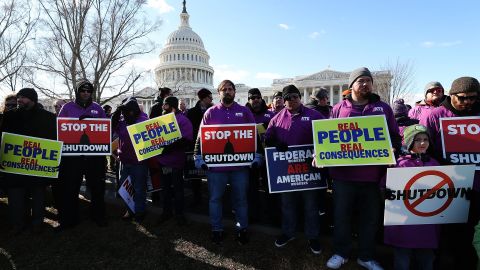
[383,124,440,270]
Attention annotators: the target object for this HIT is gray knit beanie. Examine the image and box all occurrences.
[449,77,480,95]
[349,67,373,88]
[424,81,443,96]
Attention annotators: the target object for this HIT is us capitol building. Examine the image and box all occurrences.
[134,1,392,113]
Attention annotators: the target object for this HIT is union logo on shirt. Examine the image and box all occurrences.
[372,107,384,112]
[90,109,99,115]
[235,112,243,117]
[301,116,310,121]
[264,114,271,118]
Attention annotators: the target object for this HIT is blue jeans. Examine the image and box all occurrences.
[119,162,148,214]
[394,247,434,270]
[332,180,380,261]
[281,190,320,239]
[207,168,249,231]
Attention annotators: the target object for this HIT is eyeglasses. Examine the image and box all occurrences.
[284,94,300,101]
[453,94,478,102]
[249,96,261,100]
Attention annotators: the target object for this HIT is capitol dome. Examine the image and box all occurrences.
[154,1,214,107]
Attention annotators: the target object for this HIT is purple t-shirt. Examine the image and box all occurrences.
[265,105,324,146]
[329,98,400,183]
[58,101,107,119]
[383,155,441,249]
[254,110,275,126]
[156,113,193,168]
[200,102,255,172]
[114,114,149,164]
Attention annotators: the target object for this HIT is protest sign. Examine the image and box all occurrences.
[312,115,395,167]
[127,113,182,162]
[118,176,135,213]
[184,151,206,180]
[57,118,111,156]
[200,124,257,167]
[0,132,63,178]
[265,144,327,193]
[440,117,480,170]
[384,165,474,225]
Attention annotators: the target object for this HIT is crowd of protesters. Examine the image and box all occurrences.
[0,67,479,270]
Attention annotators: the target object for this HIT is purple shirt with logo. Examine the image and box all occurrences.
[114,114,149,164]
[383,154,441,249]
[265,105,324,146]
[156,113,193,169]
[328,98,401,183]
[200,102,255,172]
[58,101,107,119]
[254,110,275,126]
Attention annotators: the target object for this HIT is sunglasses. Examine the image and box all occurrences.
[284,94,300,101]
[453,94,477,102]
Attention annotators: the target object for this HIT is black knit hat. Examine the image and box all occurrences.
[349,67,373,88]
[393,99,409,117]
[282,85,301,99]
[272,91,283,98]
[75,79,94,93]
[197,88,212,99]
[164,96,179,109]
[120,97,140,113]
[311,88,328,99]
[248,88,262,99]
[16,88,38,104]
[449,77,480,95]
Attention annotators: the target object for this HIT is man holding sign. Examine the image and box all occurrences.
[56,79,109,230]
[0,88,57,234]
[325,67,401,270]
[265,84,324,255]
[194,80,261,245]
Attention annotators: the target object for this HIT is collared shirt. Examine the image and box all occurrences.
[265,105,324,146]
[253,110,275,126]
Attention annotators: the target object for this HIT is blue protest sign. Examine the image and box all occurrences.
[265,144,327,193]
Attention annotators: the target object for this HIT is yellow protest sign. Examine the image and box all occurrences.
[127,113,182,161]
[0,132,63,178]
[312,115,395,167]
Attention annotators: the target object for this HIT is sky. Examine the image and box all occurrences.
[4,0,480,104]
[132,0,480,104]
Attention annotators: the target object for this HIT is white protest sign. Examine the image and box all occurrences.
[118,176,135,213]
[384,165,474,226]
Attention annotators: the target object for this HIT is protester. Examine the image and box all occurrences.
[56,79,108,230]
[179,98,188,115]
[2,94,18,112]
[392,99,418,140]
[342,89,352,100]
[420,76,480,269]
[265,84,324,254]
[409,81,445,121]
[269,91,285,114]
[149,87,173,119]
[53,99,68,116]
[383,124,440,270]
[111,97,149,222]
[245,88,274,221]
[326,67,401,270]
[156,96,193,225]
[194,80,261,245]
[186,88,213,206]
[305,87,332,118]
[0,88,56,234]
[103,104,112,118]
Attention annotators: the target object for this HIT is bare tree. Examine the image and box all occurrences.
[30,0,161,103]
[377,58,416,104]
[0,0,37,92]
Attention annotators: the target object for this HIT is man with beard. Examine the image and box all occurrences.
[265,85,324,255]
[186,88,213,206]
[194,80,261,245]
[0,88,56,234]
[325,67,401,270]
[155,96,193,225]
[111,97,149,221]
[305,88,332,119]
[56,79,108,230]
[245,88,274,221]
[269,91,285,115]
[420,77,480,270]
[409,81,445,121]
